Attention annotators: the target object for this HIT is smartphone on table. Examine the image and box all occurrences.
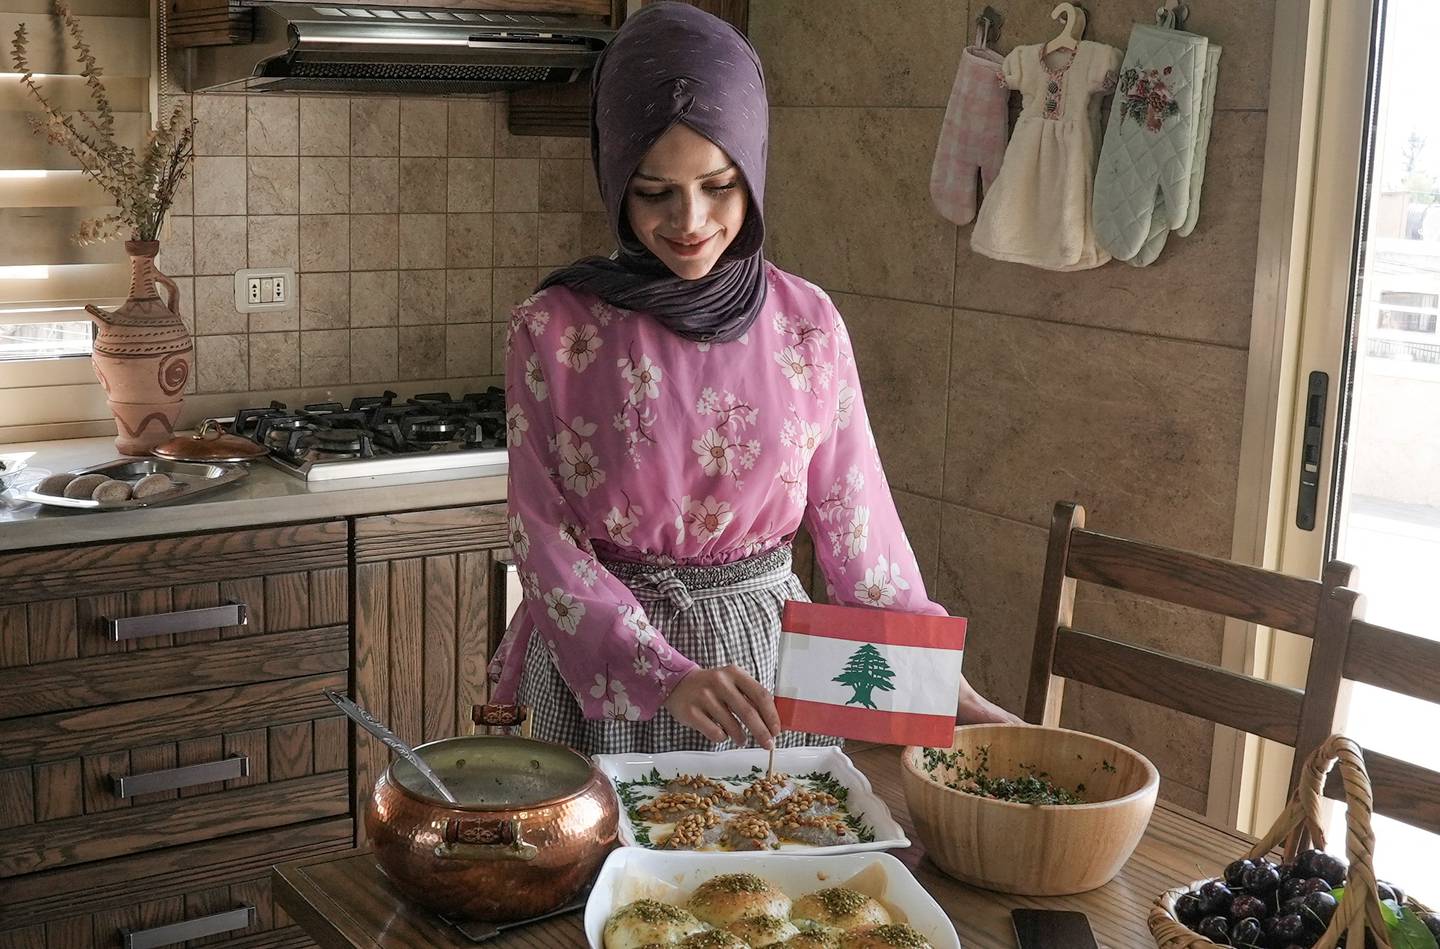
[1012,908,1100,949]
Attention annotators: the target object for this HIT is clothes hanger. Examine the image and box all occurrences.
[1156,0,1190,29]
[974,5,1002,50]
[1042,2,1087,57]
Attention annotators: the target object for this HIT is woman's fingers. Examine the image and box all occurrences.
[719,677,775,750]
[730,669,782,739]
[704,693,748,746]
[681,702,729,743]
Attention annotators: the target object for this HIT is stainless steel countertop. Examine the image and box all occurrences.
[0,436,509,554]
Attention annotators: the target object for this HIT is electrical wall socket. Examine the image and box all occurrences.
[234,268,297,313]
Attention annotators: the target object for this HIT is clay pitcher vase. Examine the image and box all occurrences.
[86,240,193,456]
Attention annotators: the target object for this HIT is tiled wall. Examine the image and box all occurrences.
[751,0,1272,814]
[155,93,611,400]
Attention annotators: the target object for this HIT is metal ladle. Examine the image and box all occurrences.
[323,688,460,804]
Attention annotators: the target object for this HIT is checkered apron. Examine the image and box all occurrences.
[517,545,844,755]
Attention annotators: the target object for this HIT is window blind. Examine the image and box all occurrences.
[0,0,152,362]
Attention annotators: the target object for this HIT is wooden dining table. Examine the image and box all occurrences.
[273,744,1250,949]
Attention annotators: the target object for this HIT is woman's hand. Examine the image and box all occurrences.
[956,675,1024,725]
[664,665,783,749]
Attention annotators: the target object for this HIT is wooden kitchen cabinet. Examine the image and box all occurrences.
[507,0,749,137]
[351,504,511,838]
[0,522,354,949]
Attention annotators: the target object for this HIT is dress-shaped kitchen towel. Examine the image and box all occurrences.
[1091,24,1211,263]
[1118,43,1223,267]
[930,43,1009,226]
[488,264,946,739]
[970,41,1123,271]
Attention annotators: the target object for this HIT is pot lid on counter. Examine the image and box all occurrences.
[151,418,269,464]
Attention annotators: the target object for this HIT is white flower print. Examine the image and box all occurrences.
[556,323,602,372]
[505,405,528,447]
[619,353,662,404]
[589,673,608,699]
[843,507,871,559]
[693,428,735,477]
[507,514,530,563]
[836,381,857,430]
[775,346,814,392]
[620,605,658,646]
[572,558,598,587]
[778,459,806,505]
[603,679,640,721]
[557,520,591,552]
[796,420,824,461]
[684,495,733,541]
[544,588,585,634]
[853,554,913,608]
[524,353,548,401]
[590,300,617,326]
[854,566,898,608]
[603,503,639,546]
[558,438,605,497]
[633,654,653,676]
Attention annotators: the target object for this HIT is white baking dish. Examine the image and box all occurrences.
[595,745,909,855]
[583,848,961,949]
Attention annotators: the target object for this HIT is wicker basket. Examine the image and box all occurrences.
[1149,735,1434,949]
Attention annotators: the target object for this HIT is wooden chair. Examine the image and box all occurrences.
[1300,601,1440,836]
[1025,501,1360,794]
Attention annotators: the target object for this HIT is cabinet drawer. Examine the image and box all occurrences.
[0,675,351,878]
[0,870,315,949]
[0,524,349,701]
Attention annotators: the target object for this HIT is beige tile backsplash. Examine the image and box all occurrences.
[750,0,1280,817]
[167,93,610,400]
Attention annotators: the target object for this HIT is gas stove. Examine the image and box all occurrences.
[231,389,509,481]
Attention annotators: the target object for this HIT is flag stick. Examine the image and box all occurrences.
[768,626,787,777]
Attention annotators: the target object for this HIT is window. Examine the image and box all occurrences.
[0,0,153,364]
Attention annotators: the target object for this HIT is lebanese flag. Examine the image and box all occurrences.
[774,601,966,748]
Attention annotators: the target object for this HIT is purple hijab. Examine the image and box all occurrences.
[538,1,768,343]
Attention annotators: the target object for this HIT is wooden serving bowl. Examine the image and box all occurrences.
[902,724,1159,896]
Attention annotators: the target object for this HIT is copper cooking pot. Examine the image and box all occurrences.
[366,705,618,921]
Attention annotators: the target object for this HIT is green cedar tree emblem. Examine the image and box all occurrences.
[833,643,896,709]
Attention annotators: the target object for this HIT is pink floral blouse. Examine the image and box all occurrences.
[487,262,946,721]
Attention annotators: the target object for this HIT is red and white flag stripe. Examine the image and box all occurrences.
[774,601,966,748]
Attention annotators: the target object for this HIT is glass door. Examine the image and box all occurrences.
[1278,0,1440,903]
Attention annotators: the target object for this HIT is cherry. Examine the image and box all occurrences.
[1301,891,1337,934]
[1229,895,1270,923]
[1199,880,1235,915]
[1176,892,1205,925]
[1272,914,1306,944]
[1311,853,1347,887]
[1197,915,1230,943]
[1279,877,1309,903]
[1224,859,1255,889]
[1300,877,1332,896]
[1242,864,1282,896]
[1230,917,1263,947]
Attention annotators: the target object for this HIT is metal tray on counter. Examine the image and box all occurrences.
[12,458,250,512]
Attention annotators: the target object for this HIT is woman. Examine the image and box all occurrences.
[488,1,1017,754]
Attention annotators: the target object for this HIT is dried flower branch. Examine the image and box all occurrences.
[10,1,194,244]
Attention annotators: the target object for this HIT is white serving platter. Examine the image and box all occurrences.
[595,745,909,855]
[584,848,961,949]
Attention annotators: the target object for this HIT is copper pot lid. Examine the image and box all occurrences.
[152,418,268,463]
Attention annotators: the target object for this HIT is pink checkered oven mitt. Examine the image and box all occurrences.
[930,44,1010,226]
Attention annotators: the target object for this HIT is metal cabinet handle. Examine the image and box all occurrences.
[121,905,253,949]
[104,601,247,642]
[112,755,250,799]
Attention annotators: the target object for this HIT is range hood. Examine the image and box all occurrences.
[184,3,613,96]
